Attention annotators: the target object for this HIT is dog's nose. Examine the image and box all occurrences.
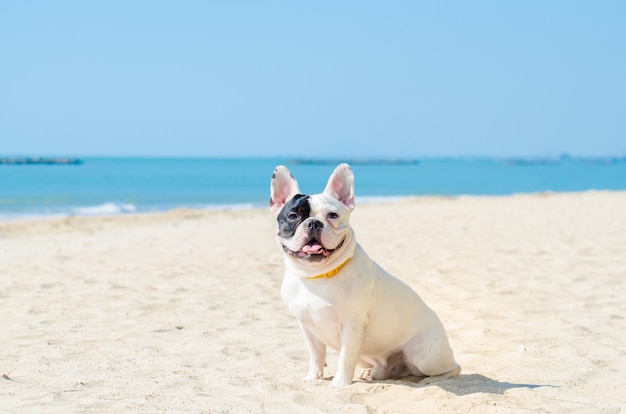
[307,219,323,230]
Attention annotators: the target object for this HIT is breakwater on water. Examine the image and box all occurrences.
[0,157,82,165]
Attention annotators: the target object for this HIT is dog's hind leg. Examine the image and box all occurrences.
[402,330,460,384]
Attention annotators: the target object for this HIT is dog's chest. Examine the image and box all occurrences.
[289,294,336,321]
[284,283,339,321]
[282,280,345,347]
[290,299,343,349]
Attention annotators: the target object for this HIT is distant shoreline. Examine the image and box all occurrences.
[288,155,626,166]
[0,157,82,165]
[288,158,419,165]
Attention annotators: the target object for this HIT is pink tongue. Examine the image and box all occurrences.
[302,243,324,254]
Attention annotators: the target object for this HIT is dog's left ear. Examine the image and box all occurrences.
[324,163,355,211]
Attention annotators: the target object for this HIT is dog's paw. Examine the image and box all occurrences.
[418,364,461,386]
[417,376,437,386]
[302,371,323,382]
[330,375,352,387]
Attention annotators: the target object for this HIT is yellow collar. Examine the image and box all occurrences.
[305,258,352,280]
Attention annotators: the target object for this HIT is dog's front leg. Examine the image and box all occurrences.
[331,321,365,387]
[299,324,327,381]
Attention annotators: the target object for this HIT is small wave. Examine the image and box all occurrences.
[197,202,261,211]
[355,196,408,205]
[72,202,138,216]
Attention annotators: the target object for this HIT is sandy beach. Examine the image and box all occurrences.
[1,191,625,413]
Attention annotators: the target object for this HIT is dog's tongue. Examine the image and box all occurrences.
[302,242,324,254]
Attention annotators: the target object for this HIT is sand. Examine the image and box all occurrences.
[1,192,625,413]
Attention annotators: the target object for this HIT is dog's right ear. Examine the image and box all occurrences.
[270,166,301,216]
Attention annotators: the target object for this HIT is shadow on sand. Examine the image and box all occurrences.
[390,373,557,396]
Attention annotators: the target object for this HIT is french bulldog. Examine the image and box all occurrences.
[270,163,461,387]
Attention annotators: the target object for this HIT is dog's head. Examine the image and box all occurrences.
[270,163,355,273]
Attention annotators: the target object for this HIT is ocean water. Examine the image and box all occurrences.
[1,157,625,219]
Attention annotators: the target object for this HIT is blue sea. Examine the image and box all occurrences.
[1,157,625,220]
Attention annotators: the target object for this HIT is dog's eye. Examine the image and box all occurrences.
[287,212,299,221]
[328,212,339,220]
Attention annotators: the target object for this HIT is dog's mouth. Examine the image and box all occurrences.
[283,238,345,261]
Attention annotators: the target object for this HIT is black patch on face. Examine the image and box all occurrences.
[277,194,310,238]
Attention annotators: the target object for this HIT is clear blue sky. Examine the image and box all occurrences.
[1,1,624,158]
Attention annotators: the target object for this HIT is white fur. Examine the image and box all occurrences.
[271,164,461,387]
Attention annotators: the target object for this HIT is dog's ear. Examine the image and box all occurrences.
[270,165,301,215]
[324,163,355,211]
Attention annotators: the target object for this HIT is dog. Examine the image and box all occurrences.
[270,163,461,387]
